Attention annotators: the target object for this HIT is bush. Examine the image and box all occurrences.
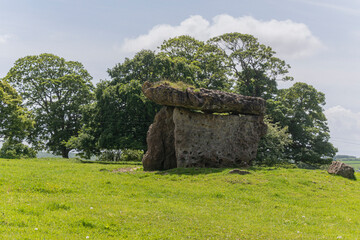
[255,117,292,166]
[121,149,144,162]
[0,140,37,159]
[98,149,143,162]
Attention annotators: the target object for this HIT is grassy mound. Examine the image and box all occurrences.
[0,158,358,239]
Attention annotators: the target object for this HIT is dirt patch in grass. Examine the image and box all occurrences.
[112,167,140,173]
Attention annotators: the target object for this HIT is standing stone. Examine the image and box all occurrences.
[327,161,355,180]
[142,107,176,171]
[141,81,268,170]
[173,108,267,168]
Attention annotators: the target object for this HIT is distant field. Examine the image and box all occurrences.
[340,161,360,170]
[335,156,360,170]
[1,158,360,239]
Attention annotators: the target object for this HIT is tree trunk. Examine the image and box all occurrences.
[62,148,70,158]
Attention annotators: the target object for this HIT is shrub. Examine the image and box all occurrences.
[0,140,37,159]
[120,149,144,162]
[98,149,143,162]
[255,116,292,166]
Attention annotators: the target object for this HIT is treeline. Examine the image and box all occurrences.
[0,33,337,164]
[334,155,360,161]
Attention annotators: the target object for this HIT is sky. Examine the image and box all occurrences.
[1,0,360,156]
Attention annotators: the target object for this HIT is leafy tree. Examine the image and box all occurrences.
[4,53,94,158]
[256,116,292,165]
[69,79,159,158]
[209,33,293,98]
[69,51,163,158]
[268,82,337,163]
[0,79,33,141]
[0,139,37,159]
[160,35,231,90]
[70,34,335,165]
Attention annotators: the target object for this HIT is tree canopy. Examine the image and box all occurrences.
[209,33,293,98]
[0,79,33,141]
[1,33,336,164]
[4,53,94,158]
[70,33,336,163]
[268,82,337,163]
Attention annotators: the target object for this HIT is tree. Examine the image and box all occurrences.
[209,33,293,98]
[0,139,37,159]
[256,116,292,165]
[4,53,94,158]
[268,82,337,163]
[71,34,335,164]
[0,79,33,141]
[160,35,231,90]
[69,50,163,158]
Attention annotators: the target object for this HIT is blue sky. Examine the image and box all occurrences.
[1,0,360,156]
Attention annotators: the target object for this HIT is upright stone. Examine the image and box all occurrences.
[142,107,177,171]
[173,108,267,168]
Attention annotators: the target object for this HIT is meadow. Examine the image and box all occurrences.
[0,158,359,239]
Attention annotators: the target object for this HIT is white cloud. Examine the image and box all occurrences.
[119,14,324,59]
[325,105,360,156]
[0,34,11,44]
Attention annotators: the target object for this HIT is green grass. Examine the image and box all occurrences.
[0,158,360,239]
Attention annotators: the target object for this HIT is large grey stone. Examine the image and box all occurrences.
[173,108,267,168]
[142,107,177,171]
[142,107,267,170]
[142,81,266,115]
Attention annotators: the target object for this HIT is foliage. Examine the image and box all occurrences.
[98,149,143,162]
[0,158,360,239]
[4,53,94,158]
[160,35,231,90]
[0,79,33,141]
[209,32,293,98]
[69,33,334,164]
[69,77,160,158]
[268,82,337,163]
[256,116,292,165]
[0,140,37,159]
[120,149,143,162]
[334,155,358,160]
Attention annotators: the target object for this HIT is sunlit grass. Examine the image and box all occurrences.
[0,158,359,239]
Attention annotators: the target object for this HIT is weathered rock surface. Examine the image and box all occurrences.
[142,107,177,171]
[142,81,266,115]
[327,161,355,180]
[142,106,267,170]
[173,108,266,168]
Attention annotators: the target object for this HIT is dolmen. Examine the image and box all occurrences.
[142,81,267,171]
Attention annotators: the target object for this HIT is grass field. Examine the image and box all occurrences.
[0,158,360,239]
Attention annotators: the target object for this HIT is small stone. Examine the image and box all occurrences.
[328,161,355,180]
